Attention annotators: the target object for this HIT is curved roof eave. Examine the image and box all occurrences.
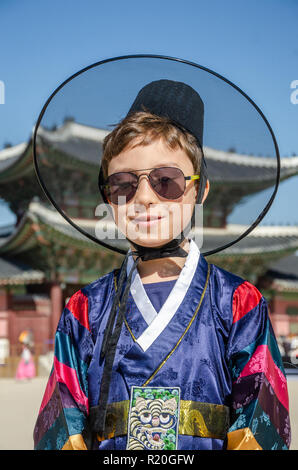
[0,122,298,183]
[1,200,298,258]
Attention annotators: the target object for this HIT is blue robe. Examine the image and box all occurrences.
[33,241,291,450]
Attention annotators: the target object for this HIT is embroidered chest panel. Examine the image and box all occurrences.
[127,386,181,450]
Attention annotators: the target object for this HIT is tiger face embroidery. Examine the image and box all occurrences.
[127,387,180,450]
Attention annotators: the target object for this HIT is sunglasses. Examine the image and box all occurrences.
[102,166,200,205]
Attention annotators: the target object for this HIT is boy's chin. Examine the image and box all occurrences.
[128,234,180,249]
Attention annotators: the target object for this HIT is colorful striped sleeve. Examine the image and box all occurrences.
[33,290,94,450]
[226,281,291,450]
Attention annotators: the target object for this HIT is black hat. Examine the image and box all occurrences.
[127,79,205,149]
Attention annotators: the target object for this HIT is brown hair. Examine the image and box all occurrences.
[101,111,203,179]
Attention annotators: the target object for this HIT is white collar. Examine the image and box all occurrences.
[126,239,200,352]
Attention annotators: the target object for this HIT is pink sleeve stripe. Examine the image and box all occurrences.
[237,344,289,412]
[54,356,89,413]
[232,281,262,323]
[66,290,90,331]
[38,370,57,415]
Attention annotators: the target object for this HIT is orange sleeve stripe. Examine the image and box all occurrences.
[227,427,263,450]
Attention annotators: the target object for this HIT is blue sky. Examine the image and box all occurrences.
[0,0,297,225]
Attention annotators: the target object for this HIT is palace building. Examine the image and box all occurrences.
[0,121,298,370]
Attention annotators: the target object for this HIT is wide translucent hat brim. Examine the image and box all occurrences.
[33,55,280,256]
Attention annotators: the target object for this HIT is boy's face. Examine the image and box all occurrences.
[107,138,208,248]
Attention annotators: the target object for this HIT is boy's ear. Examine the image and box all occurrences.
[197,179,209,204]
[202,179,210,203]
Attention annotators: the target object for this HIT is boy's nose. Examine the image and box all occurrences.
[133,174,159,205]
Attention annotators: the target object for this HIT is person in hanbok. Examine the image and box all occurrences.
[33,79,291,451]
[16,336,36,381]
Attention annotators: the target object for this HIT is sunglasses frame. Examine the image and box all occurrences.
[100,166,200,204]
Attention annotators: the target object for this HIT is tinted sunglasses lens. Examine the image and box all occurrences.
[149,167,185,199]
[105,173,137,204]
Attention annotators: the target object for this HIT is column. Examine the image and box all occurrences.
[50,283,63,343]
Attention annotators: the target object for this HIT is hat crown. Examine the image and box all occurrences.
[128,79,204,148]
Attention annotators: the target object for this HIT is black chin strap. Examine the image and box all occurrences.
[128,235,188,261]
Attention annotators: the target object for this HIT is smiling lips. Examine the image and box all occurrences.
[132,215,164,226]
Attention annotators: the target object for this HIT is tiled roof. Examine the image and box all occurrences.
[1,201,298,257]
[267,253,298,280]
[0,256,44,285]
[202,225,298,254]
[1,122,298,182]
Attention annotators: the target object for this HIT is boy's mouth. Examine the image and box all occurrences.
[131,214,165,227]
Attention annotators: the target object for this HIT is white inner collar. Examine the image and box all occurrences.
[126,239,200,352]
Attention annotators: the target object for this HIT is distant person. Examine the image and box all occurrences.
[15,331,36,381]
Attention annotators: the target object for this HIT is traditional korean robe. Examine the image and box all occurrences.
[33,240,291,450]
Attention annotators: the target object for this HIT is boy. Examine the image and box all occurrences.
[33,80,291,450]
